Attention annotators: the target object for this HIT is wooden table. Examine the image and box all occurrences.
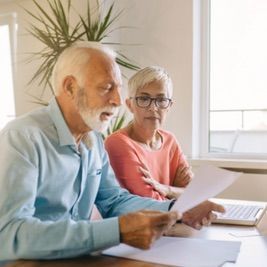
[1,212,267,267]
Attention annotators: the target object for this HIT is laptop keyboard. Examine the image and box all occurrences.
[219,204,262,220]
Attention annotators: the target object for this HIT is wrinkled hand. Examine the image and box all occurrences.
[174,165,193,187]
[182,200,225,230]
[119,210,180,249]
[140,167,169,197]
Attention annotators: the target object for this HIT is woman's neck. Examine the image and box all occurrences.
[127,122,162,150]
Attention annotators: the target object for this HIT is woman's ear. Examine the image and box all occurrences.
[167,101,173,111]
[126,98,134,113]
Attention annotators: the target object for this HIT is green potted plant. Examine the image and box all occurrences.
[24,0,136,136]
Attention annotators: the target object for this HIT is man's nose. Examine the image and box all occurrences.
[109,88,122,107]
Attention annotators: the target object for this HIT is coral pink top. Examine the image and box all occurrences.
[105,129,188,200]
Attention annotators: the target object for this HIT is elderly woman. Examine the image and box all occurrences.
[105,66,192,200]
[105,66,225,229]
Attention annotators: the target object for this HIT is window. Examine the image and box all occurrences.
[200,0,267,158]
[0,13,16,129]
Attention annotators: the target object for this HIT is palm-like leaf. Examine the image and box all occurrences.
[25,0,140,98]
[102,111,127,139]
[25,0,134,133]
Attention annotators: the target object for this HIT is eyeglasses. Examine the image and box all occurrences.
[130,96,172,109]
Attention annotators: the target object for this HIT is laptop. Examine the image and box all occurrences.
[211,198,267,226]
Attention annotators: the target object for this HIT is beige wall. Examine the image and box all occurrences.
[1,0,194,152]
[0,0,98,115]
[112,0,194,155]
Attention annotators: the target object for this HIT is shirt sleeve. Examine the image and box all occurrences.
[0,129,119,259]
[105,133,166,200]
[0,129,171,260]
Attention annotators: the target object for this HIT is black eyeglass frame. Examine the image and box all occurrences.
[130,96,173,109]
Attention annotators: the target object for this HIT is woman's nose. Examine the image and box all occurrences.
[148,99,159,111]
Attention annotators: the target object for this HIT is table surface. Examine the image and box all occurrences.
[1,212,267,267]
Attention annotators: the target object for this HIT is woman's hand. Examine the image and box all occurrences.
[174,165,193,187]
[140,167,170,197]
[140,167,184,199]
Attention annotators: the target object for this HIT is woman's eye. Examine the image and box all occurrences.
[140,97,150,101]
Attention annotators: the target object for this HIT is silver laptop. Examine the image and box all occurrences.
[211,198,267,226]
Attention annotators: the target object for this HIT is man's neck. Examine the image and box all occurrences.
[56,96,91,145]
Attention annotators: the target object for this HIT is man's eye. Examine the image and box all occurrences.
[101,86,112,92]
[157,98,167,103]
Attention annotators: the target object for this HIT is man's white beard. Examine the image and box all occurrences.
[75,87,118,133]
[79,106,114,133]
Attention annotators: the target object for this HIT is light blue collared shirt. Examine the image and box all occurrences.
[0,98,171,260]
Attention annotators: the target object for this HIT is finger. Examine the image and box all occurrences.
[150,211,179,227]
[181,167,193,180]
[176,167,193,184]
[142,177,157,188]
[140,210,179,220]
[201,217,211,226]
[179,174,191,184]
[208,211,217,221]
[211,203,226,213]
[139,167,151,177]
[142,176,153,184]
[176,165,187,177]
[193,222,202,230]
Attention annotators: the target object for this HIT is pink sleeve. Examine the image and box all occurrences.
[105,134,166,200]
[169,136,189,185]
[176,143,189,167]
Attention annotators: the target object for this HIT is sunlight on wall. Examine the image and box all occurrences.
[0,24,15,129]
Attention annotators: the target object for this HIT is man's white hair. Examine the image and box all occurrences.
[52,41,116,95]
[128,66,173,98]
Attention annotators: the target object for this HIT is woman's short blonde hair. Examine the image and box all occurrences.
[128,66,173,98]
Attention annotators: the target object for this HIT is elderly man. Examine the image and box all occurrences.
[0,42,223,260]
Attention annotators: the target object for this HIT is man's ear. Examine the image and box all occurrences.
[63,76,76,98]
[125,98,134,113]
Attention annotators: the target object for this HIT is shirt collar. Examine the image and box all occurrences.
[48,97,76,147]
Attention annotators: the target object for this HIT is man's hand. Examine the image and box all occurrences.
[182,200,225,230]
[119,210,180,249]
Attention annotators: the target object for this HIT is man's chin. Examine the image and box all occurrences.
[89,122,110,133]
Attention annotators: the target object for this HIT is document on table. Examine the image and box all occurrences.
[171,165,242,213]
[103,236,241,267]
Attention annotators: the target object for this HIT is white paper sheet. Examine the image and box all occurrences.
[171,165,242,213]
[103,236,241,267]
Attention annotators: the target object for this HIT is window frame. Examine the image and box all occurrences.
[0,12,17,128]
[0,12,17,80]
[198,0,267,160]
